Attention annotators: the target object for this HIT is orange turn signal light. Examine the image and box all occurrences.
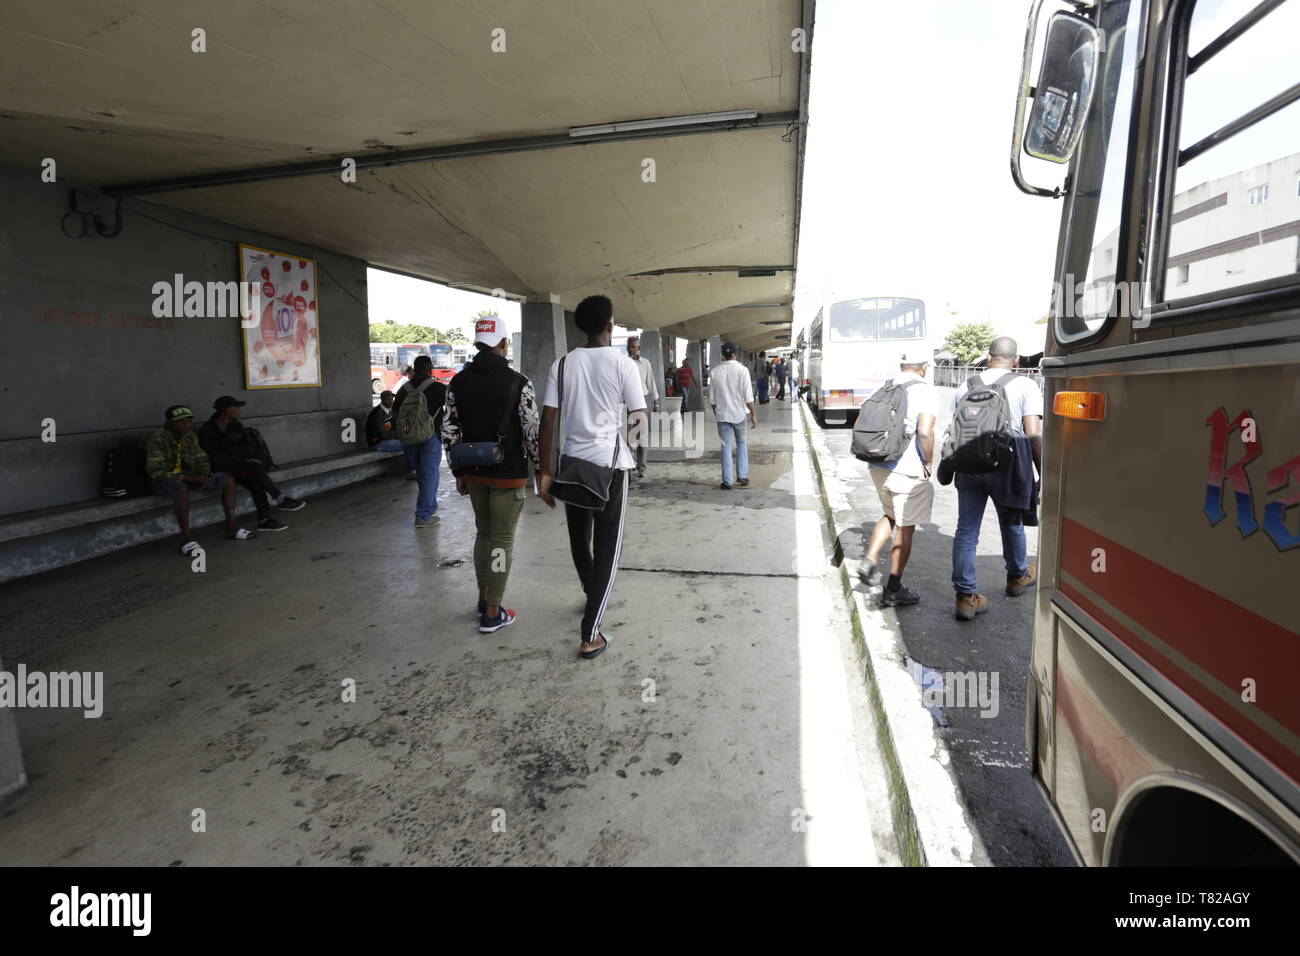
[1053,391,1106,421]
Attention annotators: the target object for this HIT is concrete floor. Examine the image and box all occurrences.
[0,398,896,866]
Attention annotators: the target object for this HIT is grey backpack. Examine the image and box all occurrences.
[851,379,919,463]
[941,372,1017,473]
[396,378,437,445]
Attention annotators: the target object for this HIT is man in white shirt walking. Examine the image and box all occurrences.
[709,341,759,490]
[858,348,939,607]
[626,335,659,479]
[538,295,647,660]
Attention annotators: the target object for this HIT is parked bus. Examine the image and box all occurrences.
[369,342,455,393]
[803,296,929,425]
[1012,0,1298,865]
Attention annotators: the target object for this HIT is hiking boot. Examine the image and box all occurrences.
[955,592,989,621]
[257,517,288,532]
[478,608,516,633]
[881,586,920,607]
[1006,564,1038,597]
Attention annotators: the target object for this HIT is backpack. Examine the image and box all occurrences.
[941,372,1017,474]
[396,377,437,445]
[101,441,149,498]
[851,379,920,463]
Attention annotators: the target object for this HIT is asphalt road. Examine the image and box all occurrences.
[812,388,1075,867]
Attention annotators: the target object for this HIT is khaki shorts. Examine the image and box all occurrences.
[869,467,934,527]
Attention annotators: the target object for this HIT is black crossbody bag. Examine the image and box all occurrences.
[550,356,620,510]
[446,373,523,470]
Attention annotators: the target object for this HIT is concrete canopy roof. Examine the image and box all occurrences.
[0,0,809,343]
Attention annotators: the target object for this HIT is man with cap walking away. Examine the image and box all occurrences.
[442,315,540,633]
[199,396,305,533]
[626,335,659,479]
[709,341,758,490]
[145,404,257,554]
[857,348,938,607]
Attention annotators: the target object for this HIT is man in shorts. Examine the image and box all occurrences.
[144,404,256,555]
[857,348,937,607]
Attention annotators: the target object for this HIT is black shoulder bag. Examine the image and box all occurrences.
[549,356,620,510]
[446,373,523,470]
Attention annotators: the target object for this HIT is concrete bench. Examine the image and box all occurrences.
[0,449,405,583]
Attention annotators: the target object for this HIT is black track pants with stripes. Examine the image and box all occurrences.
[564,469,629,643]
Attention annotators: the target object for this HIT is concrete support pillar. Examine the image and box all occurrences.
[0,653,24,798]
[520,298,567,395]
[563,309,584,352]
[685,340,705,412]
[708,335,722,372]
[639,330,664,408]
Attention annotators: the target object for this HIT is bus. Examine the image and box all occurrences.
[1011,0,1299,864]
[369,342,455,393]
[803,296,929,425]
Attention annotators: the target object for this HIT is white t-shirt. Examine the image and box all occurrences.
[544,347,646,470]
[952,370,1044,436]
[634,355,659,402]
[708,360,754,424]
[871,370,939,478]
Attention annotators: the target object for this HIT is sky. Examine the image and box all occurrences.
[793,0,1069,352]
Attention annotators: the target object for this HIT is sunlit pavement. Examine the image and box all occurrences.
[0,396,898,866]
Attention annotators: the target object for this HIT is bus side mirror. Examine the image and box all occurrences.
[1011,2,1102,197]
[1025,13,1101,163]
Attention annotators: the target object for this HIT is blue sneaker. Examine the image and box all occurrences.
[478,608,517,633]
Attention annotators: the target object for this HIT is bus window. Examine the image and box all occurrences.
[1160,0,1300,304]
[1054,0,1140,343]
[830,297,925,342]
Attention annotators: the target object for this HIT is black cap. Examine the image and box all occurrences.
[722,341,738,358]
[213,395,247,411]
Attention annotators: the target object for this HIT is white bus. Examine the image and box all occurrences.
[802,296,930,425]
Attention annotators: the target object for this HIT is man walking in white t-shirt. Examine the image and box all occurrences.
[858,348,939,607]
[708,342,758,489]
[538,295,647,660]
[626,335,659,479]
[948,336,1044,621]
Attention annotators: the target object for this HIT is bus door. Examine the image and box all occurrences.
[1015,0,1300,865]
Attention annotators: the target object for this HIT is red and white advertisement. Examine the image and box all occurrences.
[239,243,322,388]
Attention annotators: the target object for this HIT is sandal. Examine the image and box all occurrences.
[579,632,612,660]
[225,528,257,541]
[179,540,201,556]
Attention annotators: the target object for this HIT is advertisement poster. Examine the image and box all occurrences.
[239,243,321,388]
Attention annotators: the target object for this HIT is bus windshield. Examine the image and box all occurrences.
[829,297,926,342]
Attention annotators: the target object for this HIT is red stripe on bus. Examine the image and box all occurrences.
[1059,517,1300,782]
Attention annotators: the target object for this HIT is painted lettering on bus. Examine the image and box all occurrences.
[1204,407,1299,550]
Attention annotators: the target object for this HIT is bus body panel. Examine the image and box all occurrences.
[1035,351,1300,863]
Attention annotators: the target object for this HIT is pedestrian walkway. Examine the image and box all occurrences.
[0,396,896,866]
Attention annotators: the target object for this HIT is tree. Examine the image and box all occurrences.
[943,320,996,365]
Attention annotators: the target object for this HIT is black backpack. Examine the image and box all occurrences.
[244,426,277,469]
[851,379,920,463]
[941,372,1017,474]
[101,441,149,498]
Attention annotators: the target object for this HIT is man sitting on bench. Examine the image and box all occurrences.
[198,395,305,532]
[144,405,256,555]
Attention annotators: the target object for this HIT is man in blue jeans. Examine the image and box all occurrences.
[708,342,758,489]
[949,337,1044,620]
[390,355,446,527]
